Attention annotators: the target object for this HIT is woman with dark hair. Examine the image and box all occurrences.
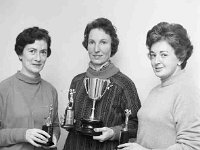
[0,27,60,150]
[63,17,141,150]
[118,22,200,150]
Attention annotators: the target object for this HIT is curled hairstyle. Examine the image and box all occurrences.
[146,22,193,69]
[15,26,51,58]
[82,18,119,57]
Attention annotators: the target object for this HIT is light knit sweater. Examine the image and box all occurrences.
[137,70,200,150]
[0,71,60,150]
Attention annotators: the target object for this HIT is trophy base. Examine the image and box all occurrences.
[119,131,129,144]
[36,125,54,146]
[39,141,54,147]
[61,124,74,130]
[81,118,103,136]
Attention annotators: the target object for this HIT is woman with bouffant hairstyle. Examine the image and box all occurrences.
[118,22,200,150]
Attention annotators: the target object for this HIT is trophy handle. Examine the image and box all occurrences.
[99,79,111,99]
[84,78,89,94]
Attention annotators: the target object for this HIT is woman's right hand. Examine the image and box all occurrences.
[25,128,50,147]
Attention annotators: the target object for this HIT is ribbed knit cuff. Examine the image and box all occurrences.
[13,128,27,142]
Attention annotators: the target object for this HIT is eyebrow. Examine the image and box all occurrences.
[150,50,169,53]
[27,48,47,51]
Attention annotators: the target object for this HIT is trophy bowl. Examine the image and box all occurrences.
[80,77,110,136]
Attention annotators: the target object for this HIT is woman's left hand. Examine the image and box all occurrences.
[117,143,150,150]
[93,127,114,142]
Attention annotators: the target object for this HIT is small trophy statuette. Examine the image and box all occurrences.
[41,104,54,146]
[61,89,75,130]
[119,109,131,144]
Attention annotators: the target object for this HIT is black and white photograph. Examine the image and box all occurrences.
[0,0,200,150]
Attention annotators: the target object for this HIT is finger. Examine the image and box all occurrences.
[37,129,51,138]
[118,143,133,148]
[42,145,56,149]
[29,138,42,147]
[93,135,102,140]
[94,127,105,132]
[118,143,127,148]
[34,136,47,144]
[35,132,49,142]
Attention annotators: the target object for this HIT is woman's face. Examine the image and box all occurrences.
[87,28,112,68]
[149,40,181,80]
[19,40,48,78]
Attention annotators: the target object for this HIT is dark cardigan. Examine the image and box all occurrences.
[63,69,141,150]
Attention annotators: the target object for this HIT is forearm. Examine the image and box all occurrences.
[0,128,27,146]
[152,143,196,150]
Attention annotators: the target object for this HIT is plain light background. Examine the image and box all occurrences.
[0,0,200,149]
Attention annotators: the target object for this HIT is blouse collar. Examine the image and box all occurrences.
[89,60,111,71]
[16,71,41,84]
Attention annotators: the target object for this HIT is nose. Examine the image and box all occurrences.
[94,44,100,53]
[35,52,41,61]
[154,55,161,64]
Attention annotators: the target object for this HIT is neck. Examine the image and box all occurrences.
[89,60,110,71]
[161,66,182,83]
[20,69,39,79]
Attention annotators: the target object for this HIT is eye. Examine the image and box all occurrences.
[148,53,156,60]
[161,53,168,58]
[88,40,95,45]
[100,40,107,44]
[41,50,47,56]
[29,49,36,54]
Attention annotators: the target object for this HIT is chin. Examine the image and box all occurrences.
[31,69,41,75]
[155,72,164,78]
[92,61,104,66]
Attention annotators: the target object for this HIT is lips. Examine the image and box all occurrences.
[33,64,42,67]
[154,67,163,72]
[93,55,102,59]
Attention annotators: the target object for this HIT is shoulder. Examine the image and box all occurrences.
[40,79,57,93]
[111,71,137,89]
[71,72,86,83]
[167,74,200,110]
[0,74,15,92]
[175,73,199,96]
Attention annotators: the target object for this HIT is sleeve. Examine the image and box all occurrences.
[110,78,141,141]
[0,88,27,146]
[154,86,200,150]
[52,88,61,142]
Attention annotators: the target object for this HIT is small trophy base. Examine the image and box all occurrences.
[81,118,103,136]
[119,130,129,144]
[38,125,54,146]
[61,124,74,130]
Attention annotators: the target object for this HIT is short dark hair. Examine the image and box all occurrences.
[146,22,193,69]
[82,18,119,57]
[15,26,51,58]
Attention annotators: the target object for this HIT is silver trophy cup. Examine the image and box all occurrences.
[81,77,110,136]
